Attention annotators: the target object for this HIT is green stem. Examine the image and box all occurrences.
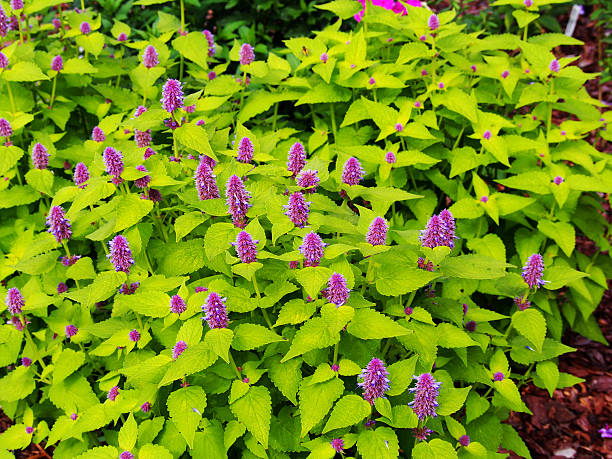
[361,257,373,294]
[405,290,416,310]
[62,241,80,289]
[5,80,16,114]
[381,338,393,358]
[329,103,337,143]
[135,313,143,331]
[179,0,185,32]
[253,274,274,330]
[228,350,242,380]
[332,342,339,366]
[23,323,46,369]
[272,102,279,132]
[17,13,24,44]
[49,75,57,108]
[81,0,85,10]
[547,78,554,138]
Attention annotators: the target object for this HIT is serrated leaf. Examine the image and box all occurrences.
[204,328,233,363]
[538,220,575,257]
[535,361,559,397]
[512,309,546,353]
[174,123,217,160]
[53,349,85,384]
[322,395,371,433]
[230,383,271,448]
[118,413,138,451]
[299,377,344,437]
[231,323,284,350]
[357,427,399,459]
[268,356,302,405]
[167,386,207,448]
[440,255,508,279]
[347,309,409,339]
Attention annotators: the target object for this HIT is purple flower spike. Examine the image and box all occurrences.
[554,176,564,185]
[107,385,119,401]
[225,175,252,228]
[203,292,228,329]
[366,217,388,246]
[357,357,390,405]
[493,371,505,381]
[237,137,254,163]
[57,282,68,294]
[480,196,488,203]
[471,65,477,72]
[514,295,531,311]
[239,43,255,65]
[300,232,326,267]
[395,123,403,132]
[284,192,310,228]
[320,52,328,63]
[465,320,477,332]
[142,45,159,68]
[195,158,219,200]
[341,157,365,186]
[134,106,147,118]
[80,22,91,34]
[70,413,78,420]
[459,435,470,447]
[11,0,23,10]
[599,425,612,439]
[524,0,533,6]
[65,324,78,338]
[331,438,344,453]
[141,402,151,413]
[5,287,24,315]
[428,14,439,31]
[202,29,216,56]
[483,130,492,140]
[234,231,258,263]
[119,282,139,295]
[46,206,72,243]
[134,165,151,189]
[107,235,134,273]
[32,143,49,169]
[120,452,134,459]
[409,373,441,419]
[414,426,433,441]
[0,118,12,137]
[385,151,396,164]
[74,162,90,188]
[326,273,350,306]
[143,147,156,160]
[161,79,184,114]
[117,32,128,42]
[208,71,216,80]
[501,70,510,79]
[103,147,124,185]
[420,209,456,249]
[549,59,560,73]
[170,295,187,314]
[522,253,547,289]
[128,329,140,342]
[134,129,151,148]
[287,142,306,177]
[0,52,7,68]
[0,8,7,39]
[369,77,376,85]
[22,357,32,367]
[172,341,187,359]
[51,55,63,72]
[25,426,33,434]
[91,126,105,142]
[296,169,319,193]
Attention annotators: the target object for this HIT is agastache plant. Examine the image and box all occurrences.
[46,206,72,243]
[195,158,219,200]
[299,231,325,267]
[225,174,251,228]
[284,192,310,228]
[233,231,258,263]
[409,373,441,420]
[203,292,228,329]
[107,235,134,273]
[287,142,306,177]
[358,358,390,404]
[522,253,547,289]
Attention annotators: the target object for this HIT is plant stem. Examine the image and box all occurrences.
[547,78,554,138]
[253,274,274,330]
[332,342,339,366]
[6,80,16,114]
[49,76,57,108]
[381,338,393,358]
[329,103,337,143]
[272,102,279,131]
[23,323,46,369]
[62,241,80,289]
[361,257,373,294]
[228,350,242,380]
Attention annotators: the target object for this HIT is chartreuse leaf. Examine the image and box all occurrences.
[322,395,371,433]
[231,323,284,350]
[118,413,138,451]
[386,356,418,396]
[535,361,559,397]
[511,309,546,353]
[138,444,173,459]
[204,328,233,363]
[167,386,207,448]
[299,376,344,437]
[0,366,35,402]
[53,349,86,384]
[229,381,271,448]
[357,427,400,459]
[538,220,575,257]
[440,255,508,279]
[174,123,217,160]
[295,266,332,299]
[268,356,302,405]
[493,379,531,413]
[412,439,458,458]
[347,309,409,339]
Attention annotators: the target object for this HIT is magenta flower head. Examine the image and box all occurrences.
[134,129,151,148]
[237,137,254,163]
[233,231,258,263]
[385,151,396,164]
[428,14,439,31]
[46,206,72,243]
[483,130,492,140]
[493,371,504,381]
[409,373,441,420]
[471,64,477,72]
[225,175,252,228]
[0,52,8,68]
[25,426,33,434]
[202,29,216,56]
[326,273,350,306]
[287,142,306,177]
[80,22,91,34]
[119,452,134,459]
[134,165,151,189]
[119,282,139,295]
[554,176,564,185]
[320,52,328,63]
[5,287,24,315]
[549,59,560,73]
[341,157,365,186]
[366,217,388,246]
[117,32,128,42]
[172,341,187,359]
[420,209,457,249]
[103,147,124,185]
[170,295,186,314]
[11,0,23,10]
[74,162,90,188]
[284,192,310,228]
[128,329,140,342]
[195,159,219,200]
[143,147,156,160]
[459,435,470,447]
[65,324,78,338]
[369,77,375,85]
[300,231,326,267]
[91,126,105,142]
[0,118,12,137]
[330,438,344,453]
[142,45,159,68]
[134,105,147,118]
[22,357,32,367]
[51,55,63,72]
[296,169,319,193]
[395,123,403,132]
[239,43,255,65]
[107,235,134,273]
[501,70,510,79]
[32,143,49,169]
[203,292,228,329]
[141,402,151,413]
[161,79,184,114]
[358,357,390,404]
[524,0,533,6]
[522,253,547,289]
[107,385,119,401]
[70,413,78,420]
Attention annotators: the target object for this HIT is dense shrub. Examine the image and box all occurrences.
[0,0,610,458]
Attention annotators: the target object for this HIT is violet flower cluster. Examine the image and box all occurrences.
[46,206,72,243]
[225,175,251,228]
[326,273,350,306]
[419,209,457,249]
[299,232,326,267]
[103,147,124,185]
[31,143,49,169]
[237,137,254,163]
[287,142,306,177]
[107,235,134,273]
[296,169,319,193]
[195,157,219,200]
[161,78,184,113]
[522,253,547,289]
[203,292,228,329]
[357,357,390,404]
[5,287,24,315]
[409,373,441,420]
[233,231,258,263]
[366,217,388,246]
[73,162,90,188]
[341,157,365,186]
[284,192,310,228]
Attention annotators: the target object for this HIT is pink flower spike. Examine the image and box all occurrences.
[501,70,510,79]
[239,43,255,65]
[483,130,491,140]
[428,14,439,31]
[549,59,560,73]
